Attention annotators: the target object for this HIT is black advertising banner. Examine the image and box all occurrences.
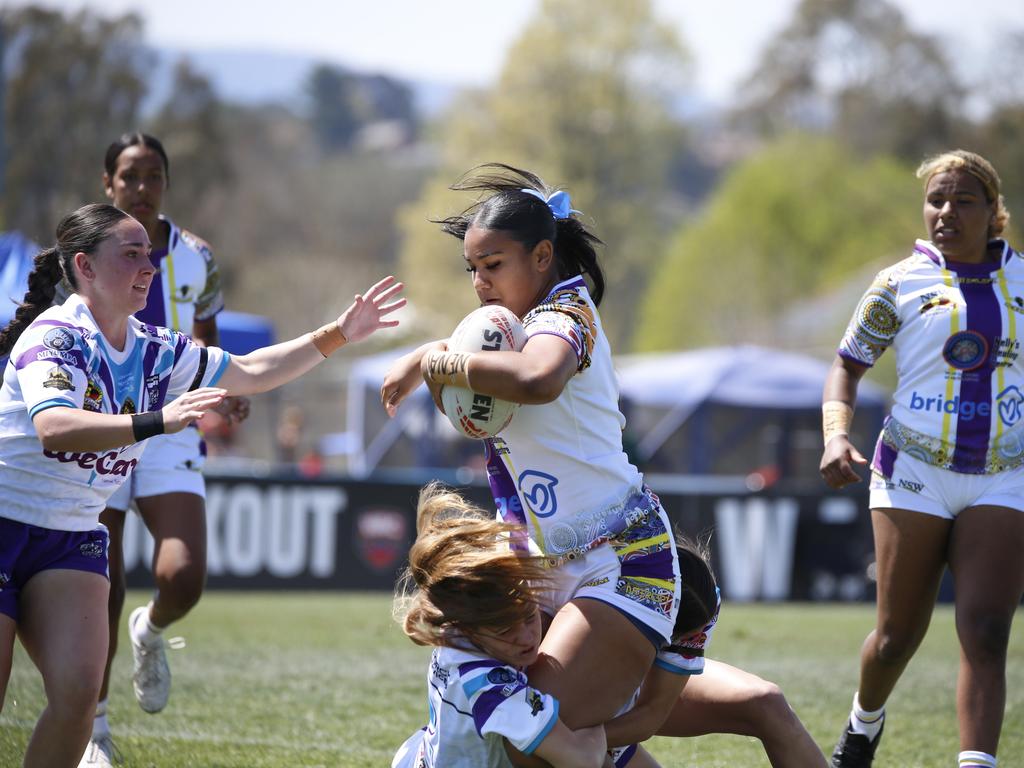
[123,474,875,601]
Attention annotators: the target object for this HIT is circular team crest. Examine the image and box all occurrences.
[43,327,75,351]
[943,330,989,371]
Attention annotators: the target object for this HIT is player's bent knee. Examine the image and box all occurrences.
[874,629,921,665]
[959,614,1012,662]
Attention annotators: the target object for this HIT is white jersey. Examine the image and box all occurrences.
[0,294,230,530]
[839,239,1024,475]
[136,215,224,332]
[484,276,646,560]
[393,645,560,768]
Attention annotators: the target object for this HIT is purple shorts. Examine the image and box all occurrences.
[0,517,109,621]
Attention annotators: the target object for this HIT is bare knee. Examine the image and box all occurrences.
[153,562,206,613]
[873,627,922,666]
[739,679,795,736]
[44,667,102,720]
[959,613,1012,665]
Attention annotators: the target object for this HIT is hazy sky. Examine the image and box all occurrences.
[31,0,1023,103]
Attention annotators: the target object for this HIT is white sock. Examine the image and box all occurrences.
[92,698,110,739]
[132,603,164,647]
[959,751,996,767]
[849,692,885,739]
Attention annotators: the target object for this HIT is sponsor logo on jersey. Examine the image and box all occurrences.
[42,366,74,391]
[517,470,559,518]
[145,374,160,408]
[84,379,103,412]
[120,398,137,415]
[171,284,196,303]
[918,291,957,314]
[487,668,517,686]
[430,657,450,686]
[526,689,545,716]
[43,448,138,477]
[942,330,989,371]
[909,386,1024,427]
[35,349,78,364]
[42,326,76,351]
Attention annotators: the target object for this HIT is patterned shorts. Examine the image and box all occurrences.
[0,517,109,620]
[539,502,681,646]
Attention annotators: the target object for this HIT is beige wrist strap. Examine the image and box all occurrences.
[311,322,347,357]
[424,350,472,388]
[822,400,854,446]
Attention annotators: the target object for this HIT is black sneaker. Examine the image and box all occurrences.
[830,718,884,767]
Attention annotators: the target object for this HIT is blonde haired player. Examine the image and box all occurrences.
[392,483,607,768]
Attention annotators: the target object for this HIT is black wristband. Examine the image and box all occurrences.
[131,411,165,442]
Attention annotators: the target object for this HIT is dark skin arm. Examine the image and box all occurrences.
[819,355,871,489]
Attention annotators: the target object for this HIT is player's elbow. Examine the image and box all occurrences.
[515,366,569,404]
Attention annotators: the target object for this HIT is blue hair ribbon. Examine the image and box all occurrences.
[521,188,581,219]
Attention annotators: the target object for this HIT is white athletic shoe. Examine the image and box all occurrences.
[78,734,122,767]
[129,605,175,714]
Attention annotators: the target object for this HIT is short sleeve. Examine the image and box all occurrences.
[523,289,597,372]
[837,269,902,367]
[165,332,231,400]
[182,229,225,322]
[13,324,90,418]
[461,664,560,755]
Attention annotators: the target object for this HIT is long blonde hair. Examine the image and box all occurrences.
[916,149,1009,239]
[394,483,550,648]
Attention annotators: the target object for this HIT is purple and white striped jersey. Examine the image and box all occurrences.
[0,294,230,530]
[839,239,1024,475]
[392,645,559,768]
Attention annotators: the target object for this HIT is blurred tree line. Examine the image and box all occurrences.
[2,0,1023,414]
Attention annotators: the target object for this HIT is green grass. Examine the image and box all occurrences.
[1,593,1021,767]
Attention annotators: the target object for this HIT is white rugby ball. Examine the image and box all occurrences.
[441,305,527,439]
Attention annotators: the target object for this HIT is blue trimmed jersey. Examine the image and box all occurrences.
[484,275,647,561]
[838,239,1024,475]
[393,646,559,768]
[0,294,230,530]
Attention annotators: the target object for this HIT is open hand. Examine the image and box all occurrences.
[337,276,406,344]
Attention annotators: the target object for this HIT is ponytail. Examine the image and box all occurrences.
[436,163,606,306]
[0,203,131,357]
[0,247,69,357]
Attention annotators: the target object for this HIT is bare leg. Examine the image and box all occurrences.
[947,505,1024,756]
[0,613,14,711]
[97,507,127,702]
[856,508,950,710]
[528,599,656,728]
[136,492,206,628]
[657,659,826,767]
[18,569,108,768]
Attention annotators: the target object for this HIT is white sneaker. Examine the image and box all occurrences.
[129,605,176,714]
[78,734,122,767]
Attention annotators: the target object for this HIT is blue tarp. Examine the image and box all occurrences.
[0,231,274,354]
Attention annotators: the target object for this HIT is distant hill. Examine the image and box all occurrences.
[146,47,461,117]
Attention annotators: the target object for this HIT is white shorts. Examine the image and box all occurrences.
[539,504,680,647]
[107,427,206,511]
[870,451,1024,520]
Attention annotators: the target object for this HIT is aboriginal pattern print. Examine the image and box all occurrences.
[838,260,913,366]
[523,289,597,372]
[607,507,676,623]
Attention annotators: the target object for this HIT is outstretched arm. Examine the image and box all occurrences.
[218,276,404,396]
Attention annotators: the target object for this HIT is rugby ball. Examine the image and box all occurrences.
[441,305,527,439]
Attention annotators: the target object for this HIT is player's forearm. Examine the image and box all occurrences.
[218,335,326,395]
[32,407,136,452]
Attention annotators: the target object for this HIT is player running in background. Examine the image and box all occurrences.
[0,202,404,768]
[392,483,607,768]
[820,150,1024,768]
[75,133,250,768]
